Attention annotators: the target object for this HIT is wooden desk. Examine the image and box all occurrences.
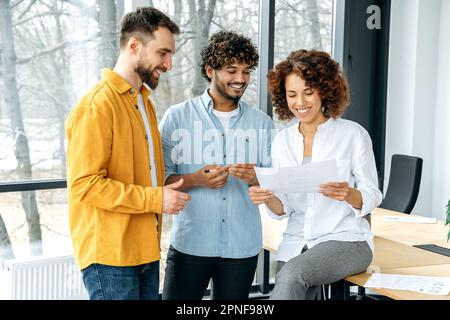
[370,236,450,269]
[260,206,450,299]
[346,264,450,300]
[260,205,285,253]
[351,209,450,299]
[371,208,450,248]
[260,205,450,255]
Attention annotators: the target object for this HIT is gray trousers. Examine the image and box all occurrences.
[270,240,372,300]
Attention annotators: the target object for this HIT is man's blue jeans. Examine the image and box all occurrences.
[81,261,160,300]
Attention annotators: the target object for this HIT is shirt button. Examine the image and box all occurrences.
[145,135,148,140]
[222,219,225,223]
[223,197,226,200]
[130,88,135,95]
[135,105,138,109]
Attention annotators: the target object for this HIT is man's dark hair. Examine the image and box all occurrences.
[120,7,180,48]
[200,31,259,82]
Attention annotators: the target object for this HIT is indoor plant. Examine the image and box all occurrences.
[446,199,450,241]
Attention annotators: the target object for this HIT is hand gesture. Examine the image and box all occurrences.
[195,165,230,189]
[229,163,257,185]
[248,186,274,205]
[162,178,191,214]
[319,181,350,201]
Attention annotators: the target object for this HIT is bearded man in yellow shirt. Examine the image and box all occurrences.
[65,7,191,300]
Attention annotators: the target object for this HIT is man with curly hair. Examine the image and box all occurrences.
[159,31,274,300]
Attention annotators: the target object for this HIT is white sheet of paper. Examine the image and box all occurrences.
[254,159,339,194]
[365,273,450,296]
[382,216,437,224]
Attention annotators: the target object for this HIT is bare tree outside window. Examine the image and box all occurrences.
[150,0,259,121]
[1,0,43,257]
[273,0,333,129]
[0,0,118,260]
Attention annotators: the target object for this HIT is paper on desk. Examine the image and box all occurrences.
[382,216,437,224]
[365,273,450,296]
[254,159,338,194]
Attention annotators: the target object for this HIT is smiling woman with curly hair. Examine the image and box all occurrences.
[248,49,382,300]
[269,49,350,120]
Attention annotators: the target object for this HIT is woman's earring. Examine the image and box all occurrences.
[321,106,325,113]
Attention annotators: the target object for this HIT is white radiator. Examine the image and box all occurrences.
[0,255,88,300]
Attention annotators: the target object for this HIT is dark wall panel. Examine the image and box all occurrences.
[342,0,391,190]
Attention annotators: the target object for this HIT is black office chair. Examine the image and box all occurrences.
[379,154,423,214]
[352,154,423,300]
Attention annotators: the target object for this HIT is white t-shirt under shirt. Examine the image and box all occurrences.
[137,93,158,189]
[212,108,239,131]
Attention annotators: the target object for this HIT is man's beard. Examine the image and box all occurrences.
[135,63,159,90]
[213,79,247,104]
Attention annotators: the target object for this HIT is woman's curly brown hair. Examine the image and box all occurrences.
[200,31,259,82]
[268,49,350,121]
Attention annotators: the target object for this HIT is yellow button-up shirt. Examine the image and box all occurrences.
[65,69,164,270]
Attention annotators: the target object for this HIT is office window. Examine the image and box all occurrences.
[149,0,259,122]
[0,2,130,297]
[0,0,106,271]
[273,0,333,129]
[0,0,261,293]
[0,190,71,259]
[0,0,101,182]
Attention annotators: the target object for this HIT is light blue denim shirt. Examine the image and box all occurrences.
[159,89,274,258]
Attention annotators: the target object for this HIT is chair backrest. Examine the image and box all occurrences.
[379,154,423,214]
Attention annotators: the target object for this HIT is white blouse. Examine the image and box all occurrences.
[267,118,383,262]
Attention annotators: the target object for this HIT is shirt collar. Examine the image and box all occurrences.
[102,68,152,99]
[141,83,152,101]
[317,117,335,130]
[200,88,243,115]
[296,117,335,138]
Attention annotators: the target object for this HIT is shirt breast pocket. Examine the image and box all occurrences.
[235,134,258,164]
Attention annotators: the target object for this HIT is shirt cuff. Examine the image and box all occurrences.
[349,189,373,218]
[265,193,292,220]
[164,172,176,185]
[144,186,163,214]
